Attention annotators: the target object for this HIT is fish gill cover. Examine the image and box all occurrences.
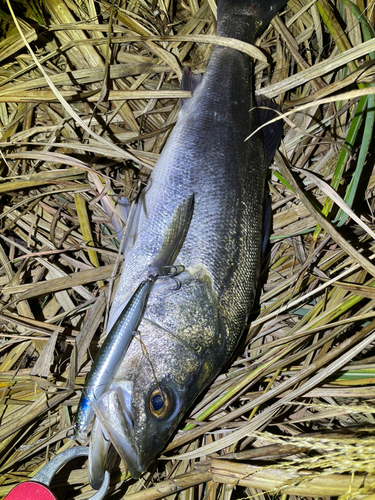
[0,0,375,499]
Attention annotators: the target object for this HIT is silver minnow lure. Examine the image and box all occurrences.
[73,278,152,443]
[87,0,287,485]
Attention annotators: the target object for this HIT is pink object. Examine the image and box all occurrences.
[4,482,57,500]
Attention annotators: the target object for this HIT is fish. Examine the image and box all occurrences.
[87,0,286,486]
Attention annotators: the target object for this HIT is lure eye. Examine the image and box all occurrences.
[149,386,172,418]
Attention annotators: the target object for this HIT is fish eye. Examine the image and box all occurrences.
[149,386,172,419]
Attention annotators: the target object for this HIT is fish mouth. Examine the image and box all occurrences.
[93,382,146,478]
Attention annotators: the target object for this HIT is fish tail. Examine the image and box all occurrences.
[217,0,287,43]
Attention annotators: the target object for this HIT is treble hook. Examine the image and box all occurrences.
[147,264,185,290]
[165,275,182,290]
[150,264,185,290]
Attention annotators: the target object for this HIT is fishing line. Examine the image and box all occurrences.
[134,332,165,405]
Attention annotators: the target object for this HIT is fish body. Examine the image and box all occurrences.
[88,0,286,483]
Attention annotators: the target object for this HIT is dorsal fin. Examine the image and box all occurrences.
[256,95,283,164]
[179,67,203,109]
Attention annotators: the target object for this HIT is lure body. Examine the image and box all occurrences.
[73,279,151,443]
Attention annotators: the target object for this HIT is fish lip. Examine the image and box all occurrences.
[115,414,153,478]
[117,416,144,477]
[119,438,143,478]
[122,447,144,478]
[97,382,148,478]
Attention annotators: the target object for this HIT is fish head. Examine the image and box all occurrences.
[93,321,212,477]
[91,273,227,479]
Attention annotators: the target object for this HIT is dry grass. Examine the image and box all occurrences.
[0,0,375,499]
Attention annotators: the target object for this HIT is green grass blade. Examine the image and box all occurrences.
[337,93,375,225]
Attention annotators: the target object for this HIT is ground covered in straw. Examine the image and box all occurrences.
[0,0,375,499]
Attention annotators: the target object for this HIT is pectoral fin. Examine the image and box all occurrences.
[148,194,194,276]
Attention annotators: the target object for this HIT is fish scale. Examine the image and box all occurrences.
[87,0,287,485]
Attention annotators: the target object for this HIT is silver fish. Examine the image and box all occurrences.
[88,0,286,485]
